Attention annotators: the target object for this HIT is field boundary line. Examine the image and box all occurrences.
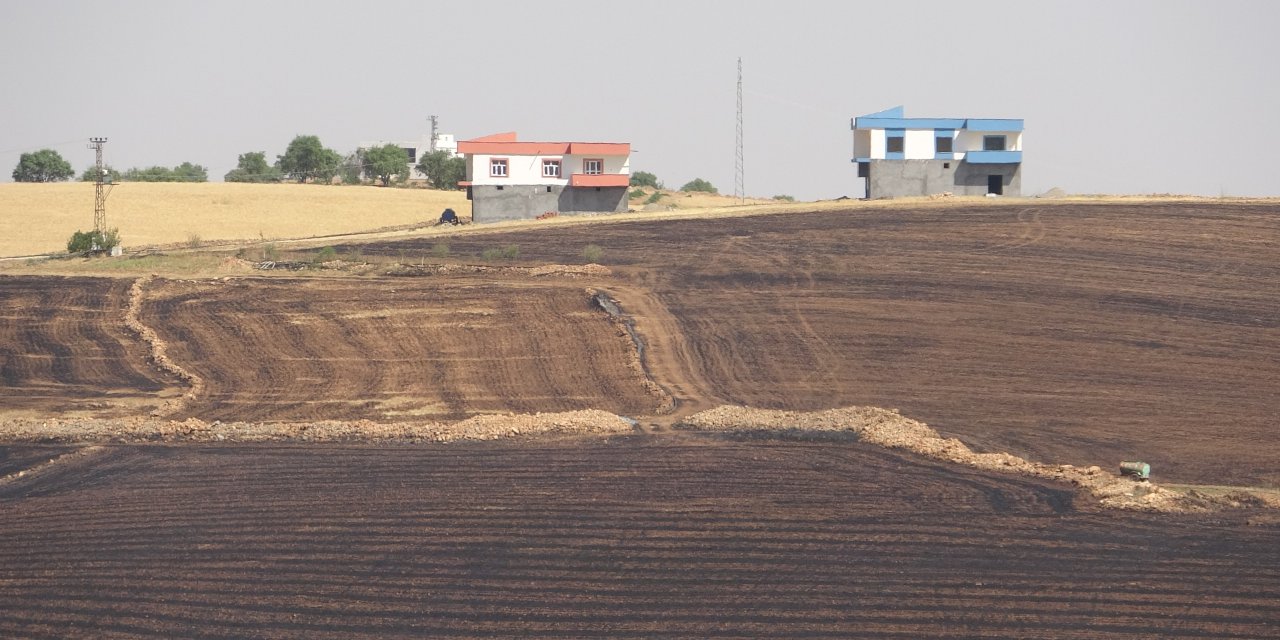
[0,446,105,490]
[124,276,205,416]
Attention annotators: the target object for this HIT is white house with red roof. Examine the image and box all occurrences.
[458,132,631,223]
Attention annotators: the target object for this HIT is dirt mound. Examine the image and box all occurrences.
[124,276,204,416]
[0,410,634,444]
[677,405,1270,513]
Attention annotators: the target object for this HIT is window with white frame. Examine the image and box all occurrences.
[489,158,508,177]
[583,158,603,175]
[542,159,561,178]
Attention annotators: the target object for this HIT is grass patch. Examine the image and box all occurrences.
[582,244,604,263]
[481,245,520,261]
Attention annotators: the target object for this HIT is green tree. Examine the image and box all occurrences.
[364,144,410,186]
[123,166,176,182]
[630,171,660,188]
[339,150,366,185]
[224,151,282,182]
[276,135,342,183]
[415,150,466,190]
[679,177,717,194]
[12,149,74,182]
[79,165,121,182]
[172,162,209,182]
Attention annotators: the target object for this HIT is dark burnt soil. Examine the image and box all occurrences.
[0,276,178,416]
[1,437,1277,639]
[354,202,1280,486]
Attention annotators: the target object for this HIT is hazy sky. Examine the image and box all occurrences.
[2,1,1277,199]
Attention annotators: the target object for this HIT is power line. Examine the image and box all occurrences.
[0,138,90,155]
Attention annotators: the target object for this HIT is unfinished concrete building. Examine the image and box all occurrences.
[852,106,1023,199]
[458,132,631,223]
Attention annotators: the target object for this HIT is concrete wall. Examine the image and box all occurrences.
[471,185,629,223]
[866,160,1021,198]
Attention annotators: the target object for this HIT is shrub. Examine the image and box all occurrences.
[773,194,796,202]
[630,171,660,188]
[262,243,279,261]
[645,191,664,204]
[186,233,202,248]
[66,228,121,254]
[629,188,646,199]
[482,245,520,261]
[314,246,338,263]
[582,244,604,263]
[431,242,450,259]
[680,178,717,193]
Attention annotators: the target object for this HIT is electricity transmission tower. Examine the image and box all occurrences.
[87,137,112,232]
[735,58,745,203]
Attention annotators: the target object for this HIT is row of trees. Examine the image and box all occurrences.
[15,138,687,193]
[224,136,465,189]
[11,149,209,183]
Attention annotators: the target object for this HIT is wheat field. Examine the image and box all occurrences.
[0,182,469,257]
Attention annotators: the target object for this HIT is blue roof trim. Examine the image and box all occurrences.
[967,118,1024,132]
[965,150,1022,164]
[862,105,904,119]
[853,107,1024,132]
[855,117,967,130]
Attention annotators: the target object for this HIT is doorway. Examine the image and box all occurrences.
[987,174,1003,195]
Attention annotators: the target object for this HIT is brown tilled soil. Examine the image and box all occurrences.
[0,276,181,417]
[137,277,663,422]
[2,201,1280,637]
[348,201,1280,487]
[1,436,1278,639]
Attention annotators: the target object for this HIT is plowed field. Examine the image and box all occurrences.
[353,201,1280,486]
[0,276,178,417]
[141,278,663,422]
[2,436,1278,639]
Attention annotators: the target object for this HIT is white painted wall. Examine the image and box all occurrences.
[562,154,629,177]
[904,130,937,159]
[956,130,1022,153]
[869,129,886,158]
[467,152,629,186]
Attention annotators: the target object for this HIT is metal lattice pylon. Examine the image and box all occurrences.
[735,58,744,203]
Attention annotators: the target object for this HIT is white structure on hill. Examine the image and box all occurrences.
[358,130,458,181]
[458,131,631,223]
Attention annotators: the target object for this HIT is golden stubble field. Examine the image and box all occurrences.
[0,182,468,257]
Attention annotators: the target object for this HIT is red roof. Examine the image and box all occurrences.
[458,133,629,156]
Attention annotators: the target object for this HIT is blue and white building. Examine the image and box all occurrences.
[852,106,1023,198]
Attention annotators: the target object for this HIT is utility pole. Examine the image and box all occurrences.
[87,137,111,232]
[735,58,745,203]
[428,115,439,153]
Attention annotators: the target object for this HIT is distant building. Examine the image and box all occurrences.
[852,106,1023,198]
[358,131,458,182]
[457,132,631,223]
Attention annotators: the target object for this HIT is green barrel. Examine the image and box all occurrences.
[1119,461,1150,480]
